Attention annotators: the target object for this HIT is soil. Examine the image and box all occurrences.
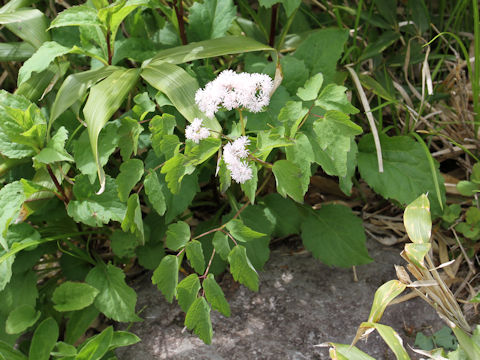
[116,239,445,360]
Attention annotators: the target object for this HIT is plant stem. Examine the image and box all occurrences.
[200,249,216,279]
[238,109,246,136]
[174,0,187,45]
[269,4,279,48]
[46,164,69,205]
[106,30,113,65]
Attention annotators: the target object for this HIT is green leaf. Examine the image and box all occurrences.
[408,0,430,33]
[359,31,400,61]
[28,318,59,360]
[457,180,478,196]
[67,175,126,227]
[307,110,362,178]
[262,193,302,237]
[452,327,480,360]
[228,245,258,291]
[48,5,103,29]
[176,274,200,313]
[73,124,120,182]
[17,41,71,85]
[144,171,166,216]
[315,84,360,114]
[0,42,34,62]
[184,297,213,344]
[118,117,143,160]
[358,134,446,216]
[212,232,231,261]
[51,66,120,124]
[51,342,77,357]
[116,159,144,202]
[109,331,141,350]
[327,343,375,359]
[110,230,138,258]
[34,126,73,164]
[301,205,372,267]
[259,0,301,17]
[147,35,272,66]
[83,68,140,193]
[359,322,410,360]
[184,138,221,166]
[5,304,40,334]
[203,274,230,317]
[0,181,25,250]
[272,159,305,203]
[152,255,179,303]
[141,62,221,133]
[404,194,431,244]
[64,306,99,344]
[240,164,258,204]
[0,9,49,49]
[76,326,113,360]
[294,28,349,84]
[132,92,155,121]
[296,73,323,101]
[0,341,27,360]
[165,221,190,251]
[187,0,236,42]
[185,240,205,274]
[52,281,100,312]
[85,264,141,322]
[161,153,194,194]
[225,219,266,243]
[339,138,358,196]
[368,280,406,323]
[121,193,145,244]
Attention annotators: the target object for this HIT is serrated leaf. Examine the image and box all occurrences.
[67,175,126,227]
[165,221,190,251]
[5,304,40,334]
[301,205,372,267]
[185,240,205,274]
[121,193,144,245]
[294,28,348,84]
[272,159,305,203]
[187,0,236,42]
[28,318,59,360]
[262,193,301,237]
[34,126,73,164]
[240,164,258,204]
[118,117,143,160]
[226,219,266,243]
[184,297,213,344]
[144,170,166,216]
[116,159,144,202]
[83,68,140,193]
[52,282,99,312]
[307,110,362,178]
[228,245,258,291]
[0,181,25,250]
[17,41,71,85]
[296,73,323,101]
[203,274,230,317]
[48,5,103,29]
[132,92,155,121]
[212,231,230,260]
[184,138,221,166]
[176,274,200,312]
[358,134,446,216]
[85,264,141,322]
[152,255,179,303]
[110,230,138,258]
[161,153,193,194]
[315,84,359,115]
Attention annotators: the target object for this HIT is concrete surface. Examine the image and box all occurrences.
[116,239,444,359]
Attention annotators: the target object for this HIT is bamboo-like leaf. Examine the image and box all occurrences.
[145,35,273,66]
[83,68,140,193]
[51,66,121,125]
[358,322,411,360]
[0,9,49,48]
[403,243,431,269]
[141,62,221,133]
[452,326,480,360]
[368,280,406,323]
[327,343,375,360]
[0,42,35,61]
[404,194,431,244]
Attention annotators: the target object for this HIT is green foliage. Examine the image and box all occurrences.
[184,297,213,344]
[52,281,100,312]
[152,255,179,303]
[187,0,236,42]
[5,304,40,335]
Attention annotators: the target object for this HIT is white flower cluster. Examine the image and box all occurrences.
[223,136,253,184]
[195,70,274,118]
[185,118,210,143]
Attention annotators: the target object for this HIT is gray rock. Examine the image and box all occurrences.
[116,239,444,359]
